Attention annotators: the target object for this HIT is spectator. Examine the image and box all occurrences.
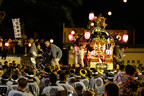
[114,64,125,86]
[0,36,3,54]
[79,69,89,88]
[104,82,119,96]
[25,69,40,96]
[42,72,64,96]
[39,67,51,94]
[67,69,75,85]
[89,69,104,95]
[120,65,143,96]
[1,46,8,60]
[8,78,33,96]
[7,74,19,90]
[71,72,86,96]
[57,71,78,96]
[0,73,13,96]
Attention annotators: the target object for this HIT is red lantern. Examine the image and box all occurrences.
[68,34,74,41]
[84,31,91,40]
[122,34,128,42]
[89,12,95,20]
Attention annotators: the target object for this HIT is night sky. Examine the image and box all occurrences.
[0,0,144,44]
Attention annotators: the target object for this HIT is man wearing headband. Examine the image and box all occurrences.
[25,70,40,96]
[44,41,62,70]
[89,69,104,95]
[8,78,33,96]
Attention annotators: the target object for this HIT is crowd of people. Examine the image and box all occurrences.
[0,60,144,96]
[0,37,144,96]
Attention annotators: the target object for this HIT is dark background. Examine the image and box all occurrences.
[0,0,143,45]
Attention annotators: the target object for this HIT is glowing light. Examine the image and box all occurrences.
[123,0,127,3]
[5,42,9,47]
[71,30,75,35]
[84,31,91,40]
[89,12,95,20]
[90,22,94,26]
[122,34,128,42]
[28,43,31,47]
[50,39,54,43]
[108,11,112,16]
[68,34,74,41]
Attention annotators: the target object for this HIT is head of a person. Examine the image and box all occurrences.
[27,70,34,80]
[108,72,114,82]
[59,71,67,81]
[69,69,75,77]
[50,72,57,84]
[17,78,27,89]
[11,74,18,83]
[80,69,87,78]
[37,44,41,50]
[44,67,51,76]
[45,41,50,48]
[4,61,8,65]
[104,82,119,96]
[2,65,8,73]
[125,65,136,76]
[29,38,34,44]
[119,64,125,71]
[79,44,83,49]
[138,64,143,68]
[120,46,125,52]
[92,69,99,77]
[1,73,10,84]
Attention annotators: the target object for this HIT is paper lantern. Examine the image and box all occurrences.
[68,34,74,41]
[84,31,91,39]
[122,34,128,42]
[50,39,54,43]
[89,12,95,20]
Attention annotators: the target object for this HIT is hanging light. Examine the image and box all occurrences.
[84,31,91,40]
[50,39,54,43]
[89,12,95,20]
[5,42,9,47]
[108,11,112,16]
[28,43,31,47]
[90,22,94,26]
[122,34,128,42]
[71,30,75,35]
[68,34,74,41]
[123,0,127,3]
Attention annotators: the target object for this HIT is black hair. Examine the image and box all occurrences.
[49,73,57,84]
[60,72,67,81]
[125,65,136,76]
[18,78,27,88]
[105,82,119,96]
[2,65,8,70]
[12,74,18,81]
[119,65,125,71]
[1,73,10,84]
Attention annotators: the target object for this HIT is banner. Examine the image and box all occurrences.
[12,18,21,38]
